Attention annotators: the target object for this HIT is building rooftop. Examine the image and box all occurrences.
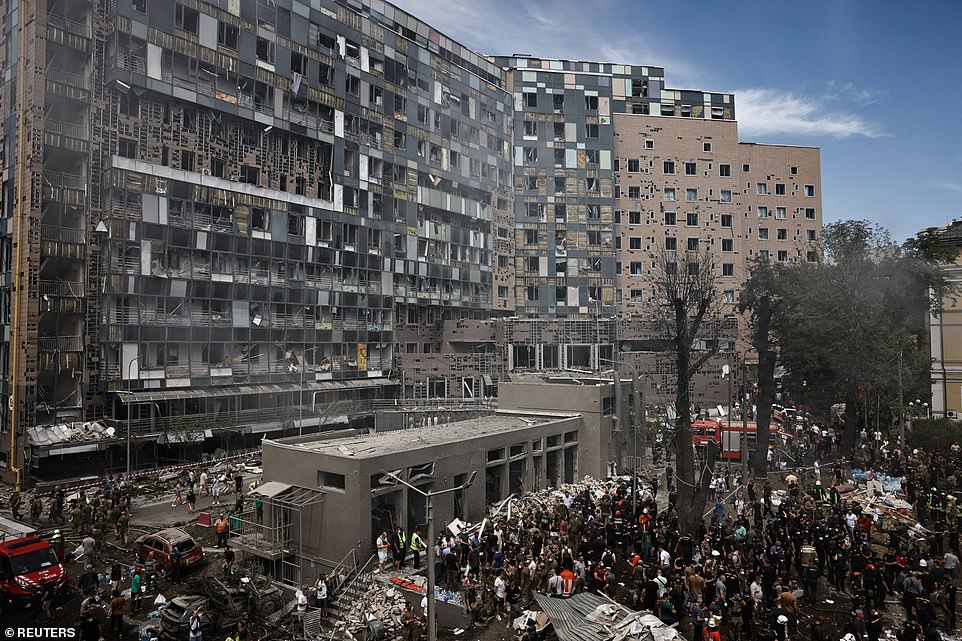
[281,410,579,458]
[505,373,615,386]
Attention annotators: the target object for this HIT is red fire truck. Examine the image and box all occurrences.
[692,419,793,459]
[0,516,68,606]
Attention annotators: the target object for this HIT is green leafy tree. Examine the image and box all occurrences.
[759,221,955,453]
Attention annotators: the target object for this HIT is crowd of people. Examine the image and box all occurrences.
[383,430,962,641]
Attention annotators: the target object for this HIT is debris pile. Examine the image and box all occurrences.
[27,421,114,446]
[331,577,407,637]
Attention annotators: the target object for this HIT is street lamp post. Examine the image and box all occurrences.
[122,355,139,478]
[379,470,477,641]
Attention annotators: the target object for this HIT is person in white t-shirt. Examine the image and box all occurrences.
[494,573,506,619]
[296,589,308,624]
[376,532,390,572]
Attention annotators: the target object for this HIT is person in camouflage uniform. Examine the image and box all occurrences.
[9,490,21,520]
[29,494,43,523]
[116,508,129,545]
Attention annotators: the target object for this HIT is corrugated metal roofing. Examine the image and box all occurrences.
[531,592,679,641]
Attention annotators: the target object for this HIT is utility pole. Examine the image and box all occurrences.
[742,358,749,484]
[380,470,477,641]
[632,370,642,480]
[898,349,905,451]
[613,365,623,476]
[600,358,643,513]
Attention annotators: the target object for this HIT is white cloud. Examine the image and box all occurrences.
[733,88,884,139]
[394,0,705,87]
[824,80,887,106]
[933,181,962,193]
[393,2,881,141]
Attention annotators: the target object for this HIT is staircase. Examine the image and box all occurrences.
[306,554,388,641]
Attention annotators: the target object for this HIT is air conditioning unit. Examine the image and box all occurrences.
[947,411,957,419]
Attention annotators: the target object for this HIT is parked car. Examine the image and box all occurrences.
[133,528,204,571]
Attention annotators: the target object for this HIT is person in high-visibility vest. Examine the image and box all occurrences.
[393,526,407,570]
[559,568,576,598]
[215,514,229,548]
[410,529,425,570]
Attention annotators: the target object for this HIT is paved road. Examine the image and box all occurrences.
[131,470,261,529]
[131,489,244,529]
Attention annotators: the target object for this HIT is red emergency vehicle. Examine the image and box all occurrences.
[692,419,793,459]
[0,517,67,605]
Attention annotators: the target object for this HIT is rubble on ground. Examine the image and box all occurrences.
[330,576,408,637]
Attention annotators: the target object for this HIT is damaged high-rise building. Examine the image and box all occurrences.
[0,0,820,485]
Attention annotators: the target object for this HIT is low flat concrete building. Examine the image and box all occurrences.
[259,410,583,568]
[498,376,631,479]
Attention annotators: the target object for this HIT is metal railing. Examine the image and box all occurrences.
[115,52,147,75]
[230,510,294,549]
[46,68,91,91]
[38,335,84,352]
[38,280,84,297]
[43,171,88,192]
[329,553,376,613]
[41,225,86,244]
[45,119,88,139]
[370,398,494,410]
[111,401,377,436]
[47,13,92,38]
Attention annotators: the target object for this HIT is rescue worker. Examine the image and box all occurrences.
[81,499,94,533]
[215,513,229,548]
[401,603,418,641]
[393,526,407,570]
[705,617,721,641]
[29,493,43,522]
[811,479,826,502]
[9,490,21,520]
[45,495,58,525]
[71,503,83,534]
[410,528,425,570]
[116,508,130,544]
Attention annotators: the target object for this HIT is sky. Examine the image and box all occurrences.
[395,0,962,243]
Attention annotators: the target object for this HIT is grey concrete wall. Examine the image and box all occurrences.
[261,413,583,563]
[498,381,627,478]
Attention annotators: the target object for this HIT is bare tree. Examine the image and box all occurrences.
[650,248,723,535]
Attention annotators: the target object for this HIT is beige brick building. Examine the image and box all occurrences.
[612,114,822,314]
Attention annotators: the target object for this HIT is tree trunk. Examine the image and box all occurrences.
[840,386,859,454]
[754,349,777,478]
[672,317,715,536]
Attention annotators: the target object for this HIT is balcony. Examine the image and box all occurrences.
[45,68,91,92]
[47,14,92,39]
[38,335,84,352]
[45,119,88,140]
[43,172,88,193]
[40,225,86,244]
[38,280,84,297]
[114,52,147,76]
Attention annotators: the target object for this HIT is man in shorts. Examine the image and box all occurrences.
[377,531,390,572]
